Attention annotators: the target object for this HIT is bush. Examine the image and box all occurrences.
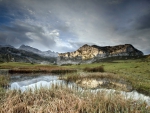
[83,66,104,72]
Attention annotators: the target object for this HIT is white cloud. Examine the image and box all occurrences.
[27,9,35,15]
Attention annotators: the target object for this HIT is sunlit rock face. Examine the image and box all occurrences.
[57,44,143,65]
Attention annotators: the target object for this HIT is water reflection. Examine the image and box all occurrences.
[9,74,150,106]
[10,74,62,92]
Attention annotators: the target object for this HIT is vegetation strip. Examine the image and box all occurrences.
[8,69,77,74]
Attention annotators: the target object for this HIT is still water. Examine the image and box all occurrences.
[10,74,63,92]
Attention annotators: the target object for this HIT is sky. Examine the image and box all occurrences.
[0,0,150,54]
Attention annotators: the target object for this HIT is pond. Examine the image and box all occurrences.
[9,74,150,106]
[10,74,63,92]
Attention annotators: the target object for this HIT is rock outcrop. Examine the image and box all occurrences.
[57,44,143,65]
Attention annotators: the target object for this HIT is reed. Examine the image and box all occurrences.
[0,75,9,88]
[0,75,9,103]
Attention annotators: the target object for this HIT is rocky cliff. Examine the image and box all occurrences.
[57,44,143,65]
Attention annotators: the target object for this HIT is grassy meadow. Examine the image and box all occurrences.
[0,56,150,112]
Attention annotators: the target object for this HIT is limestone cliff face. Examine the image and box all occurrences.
[57,44,143,65]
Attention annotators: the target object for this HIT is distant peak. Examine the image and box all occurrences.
[0,44,14,48]
[20,44,31,48]
[82,44,90,47]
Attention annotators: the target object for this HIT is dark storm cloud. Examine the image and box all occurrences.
[0,22,44,33]
[0,22,56,48]
[135,11,150,30]
[0,23,33,46]
[0,0,150,54]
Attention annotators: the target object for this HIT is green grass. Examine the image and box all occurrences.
[0,62,77,74]
[0,62,54,69]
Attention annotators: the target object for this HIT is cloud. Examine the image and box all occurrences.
[0,0,150,54]
[134,11,150,30]
[0,21,57,49]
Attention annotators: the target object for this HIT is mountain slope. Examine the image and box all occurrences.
[0,46,56,64]
[57,44,143,65]
[19,45,58,57]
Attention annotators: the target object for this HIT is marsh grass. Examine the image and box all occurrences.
[60,73,81,84]
[0,75,9,88]
[0,75,9,103]
[0,84,149,113]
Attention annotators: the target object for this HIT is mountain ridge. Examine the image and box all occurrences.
[19,45,58,57]
[0,46,57,64]
[57,44,143,65]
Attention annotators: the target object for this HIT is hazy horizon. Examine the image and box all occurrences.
[0,0,150,54]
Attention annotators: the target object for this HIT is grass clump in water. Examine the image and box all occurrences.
[0,75,9,88]
[0,75,9,103]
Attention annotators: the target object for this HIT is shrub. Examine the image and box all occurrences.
[83,66,104,72]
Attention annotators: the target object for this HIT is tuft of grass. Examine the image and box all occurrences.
[0,75,9,103]
[0,75,9,88]
[60,73,80,84]
[83,66,104,72]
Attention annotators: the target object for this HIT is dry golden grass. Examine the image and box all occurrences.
[0,84,149,113]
